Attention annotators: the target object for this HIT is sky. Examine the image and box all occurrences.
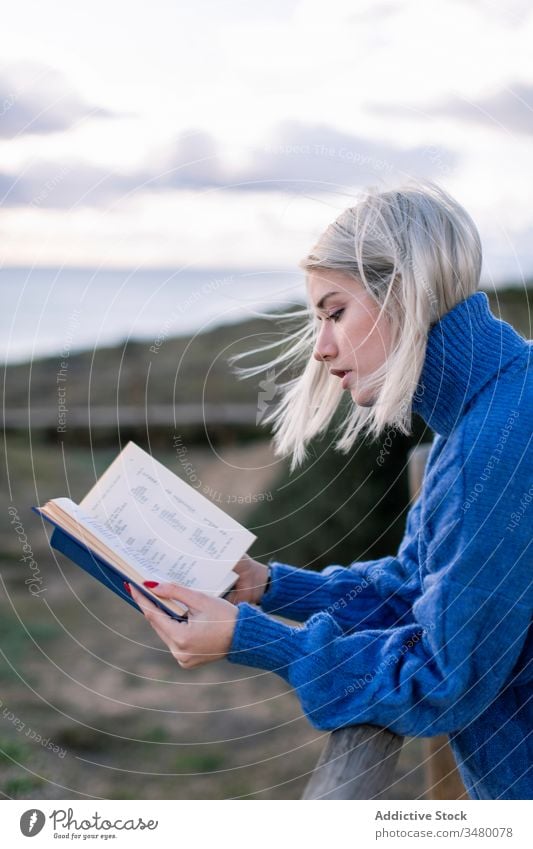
[1,0,533,284]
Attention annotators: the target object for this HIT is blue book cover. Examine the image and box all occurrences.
[32,506,188,621]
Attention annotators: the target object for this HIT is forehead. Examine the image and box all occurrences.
[306,269,361,302]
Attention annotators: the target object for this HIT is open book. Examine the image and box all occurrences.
[33,441,257,621]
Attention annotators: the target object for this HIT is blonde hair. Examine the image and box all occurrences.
[229,179,482,472]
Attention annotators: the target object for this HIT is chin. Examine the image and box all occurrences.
[351,389,376,407]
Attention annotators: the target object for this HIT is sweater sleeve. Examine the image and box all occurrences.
[227,428,532,737]
[259,496,423,633]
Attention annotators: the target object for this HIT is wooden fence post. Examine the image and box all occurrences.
[302,725,404,800]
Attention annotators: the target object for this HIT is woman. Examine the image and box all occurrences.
[129,180,532,800]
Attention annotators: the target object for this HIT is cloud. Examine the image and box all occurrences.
[0,63,117,138]
[147,130,228,190]
[150,121,458,194]
[0,161,144,208]
[234,121,458,191]
[468,0,533,27]
[0,121,459,208]
[431,84,533,136]
[369,83,533,136]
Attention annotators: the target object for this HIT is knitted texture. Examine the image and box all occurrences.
[227,291,533,800]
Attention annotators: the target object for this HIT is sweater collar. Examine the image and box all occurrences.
[412,291,526,436]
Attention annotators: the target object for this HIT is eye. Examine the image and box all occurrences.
[315,308,344,323]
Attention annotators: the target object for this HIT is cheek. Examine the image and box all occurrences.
[345,311,391,369]
[370,317,392,360]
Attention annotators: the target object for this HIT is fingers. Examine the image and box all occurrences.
[129,585,185,642]
[128,584,164,617]
[143,581,208,612]
[130,585,182,636]
[129,585,199,668]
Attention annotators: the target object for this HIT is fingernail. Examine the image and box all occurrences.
[123,581,132,595]
[143,581,159,588]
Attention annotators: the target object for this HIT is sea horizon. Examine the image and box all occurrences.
[1,265,306,365]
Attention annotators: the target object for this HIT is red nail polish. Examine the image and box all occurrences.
[123,581,132,595]
[143,581,159,588]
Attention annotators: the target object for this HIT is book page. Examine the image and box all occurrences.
[79,442,256,593]
[46,498,176,580]
[39,499,189,616]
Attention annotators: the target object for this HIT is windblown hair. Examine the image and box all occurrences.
[229,179,482,471]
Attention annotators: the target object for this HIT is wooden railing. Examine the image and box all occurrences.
[302,725,404,800]
[303,443,467,800]
[2,403,258,429]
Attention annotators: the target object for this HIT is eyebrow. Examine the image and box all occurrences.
[315,291,342,310]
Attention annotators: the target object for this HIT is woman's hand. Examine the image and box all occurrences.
[225,554,269,606]
[128,582,238,669]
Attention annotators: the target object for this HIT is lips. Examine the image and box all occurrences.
[330,369,353,390]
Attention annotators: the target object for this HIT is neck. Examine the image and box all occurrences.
[412,291,527,436]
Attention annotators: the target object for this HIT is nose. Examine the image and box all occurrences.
[313,322,338,362]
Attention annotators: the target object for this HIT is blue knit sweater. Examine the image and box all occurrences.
[227,291,533,801]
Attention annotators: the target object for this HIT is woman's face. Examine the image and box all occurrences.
[307,269,393,407]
